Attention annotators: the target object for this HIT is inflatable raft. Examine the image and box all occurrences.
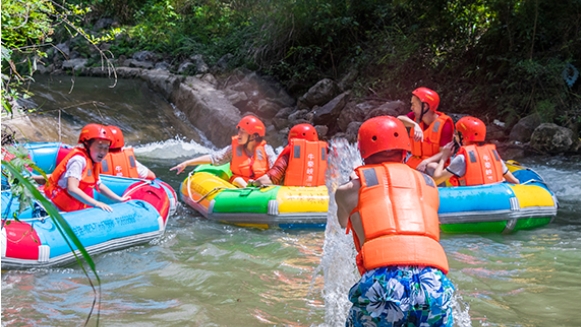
[1,142,177,269]
[180,164,328,230]
[438,161,558,234]
[180,161,557,233]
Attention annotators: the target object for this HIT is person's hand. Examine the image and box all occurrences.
[412,123,424,142]
[247,179,258,187]
[170,163,186,175]
[119,195,131,202]
[441,142,455,160]
[416,160,428,173]
[94,201,113,212]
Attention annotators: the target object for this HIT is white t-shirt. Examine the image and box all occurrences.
[57,155,100,189]
[135,160,150,179]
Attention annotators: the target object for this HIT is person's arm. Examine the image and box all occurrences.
[170,154,212,174]
[501,161,520,184]
[136,160,156,180]
[397,115,423,142]
[335,180,359,228]
[418,119,455,172]
[66,177,114,212]
[97,182,131,203]
[417,152,444,173]
[253,150,289,186]
[504,171,520,184]
[431,142,456,185]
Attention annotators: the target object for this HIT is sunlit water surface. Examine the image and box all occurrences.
[2,77,580,326]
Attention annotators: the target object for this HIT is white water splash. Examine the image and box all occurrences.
[314,137,473,327]
[132,136,217,159]
[311,138,361,326]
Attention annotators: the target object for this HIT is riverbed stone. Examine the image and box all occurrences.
[530,123,579,154]
[509,114,542,143]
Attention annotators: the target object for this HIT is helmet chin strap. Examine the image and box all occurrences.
[418,103,430,123]
[83,141,97,163]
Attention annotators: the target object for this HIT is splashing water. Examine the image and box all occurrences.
[316,137,473,327]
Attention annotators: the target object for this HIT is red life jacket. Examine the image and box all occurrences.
[44,148,100,212]
[407,112,453,169]
[100,148,140,178]
[283,139,328,187]
[351,163,449,275]
[229,136,269,182]
[454,144,504,186]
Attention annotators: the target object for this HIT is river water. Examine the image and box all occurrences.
[2,76,580,326]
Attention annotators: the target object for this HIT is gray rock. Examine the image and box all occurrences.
[299,78,341,109]
[312,92,350,126]
[62,58,88,71]
[509,114,542,143]
[190,54,209,74]
[363,100,405,120]
[133,51,158,62]
[530,123,579,154]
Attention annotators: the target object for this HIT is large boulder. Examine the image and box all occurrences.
[298,78,341,109]
[312,92,350,127]
[509,114,542,143]
[530,123,580,154]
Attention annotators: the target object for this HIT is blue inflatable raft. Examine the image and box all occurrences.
[1,142,177,269]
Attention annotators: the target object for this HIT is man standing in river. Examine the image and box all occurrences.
[335,116,455,327]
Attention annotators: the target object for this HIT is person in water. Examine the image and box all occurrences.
[397,87,454,173]
[429,116,520,186]
[44,123,131,212]
[100,125,157,180]
[335,116,455,327]
[249,123,327,187]
[170,114,272,188]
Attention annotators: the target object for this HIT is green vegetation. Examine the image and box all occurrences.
[2,0,580,132]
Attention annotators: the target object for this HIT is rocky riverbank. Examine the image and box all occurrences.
[28,48,581,159]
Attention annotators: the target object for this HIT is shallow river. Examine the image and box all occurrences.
[2,76,580,326]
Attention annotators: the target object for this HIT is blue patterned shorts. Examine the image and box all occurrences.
[346,266,455,327]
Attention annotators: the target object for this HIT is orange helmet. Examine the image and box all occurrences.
[107,125,125,149]
[78,124,111,144]
[358,116,411,159]
[288,123,318,142]
[412,87,440,112]
[237,115,266,137]
[456,116,486,142]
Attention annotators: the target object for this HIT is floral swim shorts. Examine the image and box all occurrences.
[346,266,455,327]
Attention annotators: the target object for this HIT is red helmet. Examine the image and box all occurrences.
[358,116,411,159]
[78,124,111,144]
[288,123,318,142]
[107,125,125,149]
[412,87,440,112]
[456,116,486,142]
[237,115,266,137]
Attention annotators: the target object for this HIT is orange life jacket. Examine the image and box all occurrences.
[351,163,449,274]
[44,148,100,212]
[229,136,269,182]
[100,148,140,179]
[407,112,453,169]
[283,139,328,187]
[454,144,504,186]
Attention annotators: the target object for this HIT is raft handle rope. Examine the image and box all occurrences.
[186,170,237,203]
[520,179,549,187]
